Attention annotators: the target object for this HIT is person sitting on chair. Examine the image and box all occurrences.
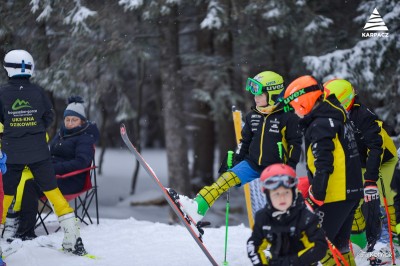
[5,96,99,241]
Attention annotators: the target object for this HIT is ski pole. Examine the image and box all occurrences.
[326,238,349,266]
[379,177,396,265]
[223,150,234,265]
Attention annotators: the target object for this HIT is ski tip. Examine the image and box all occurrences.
[120,124,126,134]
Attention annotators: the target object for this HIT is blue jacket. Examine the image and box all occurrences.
[50,121,99,194]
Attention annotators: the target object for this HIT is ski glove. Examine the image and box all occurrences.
[218,152,234,174]
[364,180,379,202]
[305,186,324,212]
[0,152,7,174]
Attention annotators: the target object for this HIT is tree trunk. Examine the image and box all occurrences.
[158,5,190,195]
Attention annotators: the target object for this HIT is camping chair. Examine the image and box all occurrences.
[36,158,99,234]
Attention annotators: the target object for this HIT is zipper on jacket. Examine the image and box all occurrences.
[258,116,268,165]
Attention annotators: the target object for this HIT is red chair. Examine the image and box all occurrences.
[35,159,99,234]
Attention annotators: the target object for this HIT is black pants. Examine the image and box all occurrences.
[3,159,57,195]
[317,199,360,253]
[17,174,85,235]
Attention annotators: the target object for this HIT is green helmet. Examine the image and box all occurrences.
[323,79,355,111]
[246,71,284,106]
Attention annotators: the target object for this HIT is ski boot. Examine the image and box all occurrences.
[166,189,208,225]
[3,217,19,243]
[59,213,87,255]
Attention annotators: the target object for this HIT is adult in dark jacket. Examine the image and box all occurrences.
[247,164,327,266]
[13,96,99,240]
[0,50,87,255]
[173,71,302,225]
[284,76,363,265]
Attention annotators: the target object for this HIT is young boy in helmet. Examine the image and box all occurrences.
[247,163,327,266]
[0,49,87,255]
[283,75,363,265]
[324,78,399,252]
[170,71,302,225]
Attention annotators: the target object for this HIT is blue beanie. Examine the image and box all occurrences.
[63,96,86,121]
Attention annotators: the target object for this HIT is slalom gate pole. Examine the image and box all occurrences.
[223,151,234,265]
[379,178,396,265]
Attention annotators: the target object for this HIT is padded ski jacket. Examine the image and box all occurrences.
[50,121,99,194]
[0,78,54,164]
[348,97,398,183]
[237,104,302,173]
[247,193,327,266]
[299,95,363,203]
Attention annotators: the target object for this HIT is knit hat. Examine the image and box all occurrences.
[63,96,86,121]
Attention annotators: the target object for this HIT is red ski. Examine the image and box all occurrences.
[120,124,218,266]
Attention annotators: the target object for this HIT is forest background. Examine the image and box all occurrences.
[0,0,399,197]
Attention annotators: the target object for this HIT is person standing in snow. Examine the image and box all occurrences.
[283,75,363,265]
[172,71,302,225]
[4,96,99,241]
[0,49,87,255]
[324,79,399,252]
[247,164,327,266]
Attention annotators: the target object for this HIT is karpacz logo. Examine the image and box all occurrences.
[12,99,32,110]
[283,89,306,104]
[362,8,389,38]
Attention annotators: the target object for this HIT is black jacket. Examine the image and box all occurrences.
[50,121,99,194]
[0,77,54,164]
[247,193,327,265]
[349,97,398,182]
[237,104,302,172]
[299,95,363,203]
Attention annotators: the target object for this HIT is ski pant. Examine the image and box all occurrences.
[16,176,84,235]
[317,199,359,253]
[198,160,256,208]
[352,158,399,237]
[2,159,73,224]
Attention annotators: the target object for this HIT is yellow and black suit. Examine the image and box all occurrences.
[349,97,399,240]
[299,94,363,263]
[237,103,302,172]
[247,193,327,265]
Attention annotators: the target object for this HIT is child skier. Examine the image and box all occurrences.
[283,75,363,265]
[0,49,87,255]
[171,71,302,224]
[324,78,399,251]
[247,163,327,266]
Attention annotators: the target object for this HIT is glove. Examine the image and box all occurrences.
[0,152,7,174]
[364,180,379,202]
[218,152,234,174]
[305,186,324,212]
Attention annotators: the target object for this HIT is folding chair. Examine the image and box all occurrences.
[36,158,99,234]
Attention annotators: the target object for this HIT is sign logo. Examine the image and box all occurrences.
[362,8,389,38]
[12,99,32,110]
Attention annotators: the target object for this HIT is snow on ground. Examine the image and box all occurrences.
[3,148,399,265]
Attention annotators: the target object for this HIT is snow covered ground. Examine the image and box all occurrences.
[3,148,399,265]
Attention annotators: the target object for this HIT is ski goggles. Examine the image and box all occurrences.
[261,175,298,190]
[245,78,284,96]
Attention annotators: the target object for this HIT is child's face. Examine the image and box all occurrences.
[269,186,293,211]
[254,93,268,107]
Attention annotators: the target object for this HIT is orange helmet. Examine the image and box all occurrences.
[323,79,355,111]
[283,76,323,116]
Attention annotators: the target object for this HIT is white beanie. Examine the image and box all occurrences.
[63,96,86,120]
